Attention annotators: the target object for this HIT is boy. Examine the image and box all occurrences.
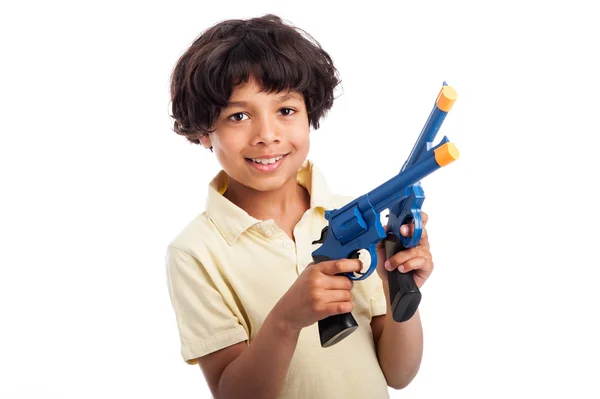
[165,14,434,399]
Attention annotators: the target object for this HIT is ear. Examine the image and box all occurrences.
[198,133,212,149]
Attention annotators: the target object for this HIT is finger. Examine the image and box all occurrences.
[396,257,428,273]
[400,214,428,237]
[324,275,354,291]
[400,222,421,238]
[323,289,354,304]
[320,258,363,276]
[400,224,412,237]
[384,247,428,270]
[324,301,355,316]
[399,225,429,249]
[420,227,429,247]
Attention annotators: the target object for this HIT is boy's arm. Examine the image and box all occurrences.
[197,307,300,399]
[371,282,424,390]
[196,259,362,399]
[167,245,300,399]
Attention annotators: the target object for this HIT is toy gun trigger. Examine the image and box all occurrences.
[347,249,364,276]
[345,244,379,281]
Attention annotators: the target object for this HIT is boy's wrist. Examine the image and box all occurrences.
[268,305,302,338]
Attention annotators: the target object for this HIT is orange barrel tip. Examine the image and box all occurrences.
[434,142,460,166]
[436,85,457,112]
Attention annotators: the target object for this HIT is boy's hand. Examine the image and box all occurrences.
[273,259,362,332]
[375,211,434,289]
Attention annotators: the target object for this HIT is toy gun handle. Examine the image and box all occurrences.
[384,184,425,322]
[383,234,421,322]
[314,250,360,348]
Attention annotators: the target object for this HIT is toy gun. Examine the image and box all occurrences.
[311,82,458,348]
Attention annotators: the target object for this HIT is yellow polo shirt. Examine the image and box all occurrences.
[165,159,390,399]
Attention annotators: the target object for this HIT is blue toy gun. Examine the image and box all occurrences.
[311,82,459,348]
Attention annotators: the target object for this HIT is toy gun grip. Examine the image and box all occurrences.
[314,249,360,348]
[382,234,421,322]
[318,310,359,348]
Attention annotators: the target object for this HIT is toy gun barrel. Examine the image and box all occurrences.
[384,83,458,325]
[369,141,459,214]
[401,83,457,171]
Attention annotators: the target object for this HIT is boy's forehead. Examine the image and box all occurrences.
[229,78,303,102]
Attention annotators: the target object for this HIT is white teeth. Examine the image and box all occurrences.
[250,155,284,164]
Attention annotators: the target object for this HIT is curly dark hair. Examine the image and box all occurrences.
[169,14,341,145]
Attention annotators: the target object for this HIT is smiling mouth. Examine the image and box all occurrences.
[245,154,288,171]
[246,154,286,164]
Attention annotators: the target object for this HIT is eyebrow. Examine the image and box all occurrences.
[227,93,302,108]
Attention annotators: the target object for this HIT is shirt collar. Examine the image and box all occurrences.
[205,159,336,245]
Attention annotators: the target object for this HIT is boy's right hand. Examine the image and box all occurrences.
[273,259,363,332]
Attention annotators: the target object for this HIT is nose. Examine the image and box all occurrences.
[251,114,280,146]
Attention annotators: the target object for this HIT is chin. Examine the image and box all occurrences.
[238,154,305,192]
[245,175,292,193]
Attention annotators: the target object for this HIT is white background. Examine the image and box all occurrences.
[1,0,599,398]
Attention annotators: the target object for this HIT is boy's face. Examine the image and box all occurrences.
[200,76,310,193]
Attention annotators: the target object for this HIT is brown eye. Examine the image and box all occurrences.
[278,108,295,116]
[229,112,248,122]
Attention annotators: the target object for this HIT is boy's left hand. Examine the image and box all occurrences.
[375,211,433,289]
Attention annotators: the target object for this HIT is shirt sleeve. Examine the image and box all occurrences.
[165,245,248,364]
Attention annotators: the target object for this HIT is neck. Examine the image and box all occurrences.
[224,175,310,223]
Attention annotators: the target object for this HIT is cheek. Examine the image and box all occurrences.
[291,128,310,150]
[302,136,311,156]
[213,134,243,156]
[301,136,310,154]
